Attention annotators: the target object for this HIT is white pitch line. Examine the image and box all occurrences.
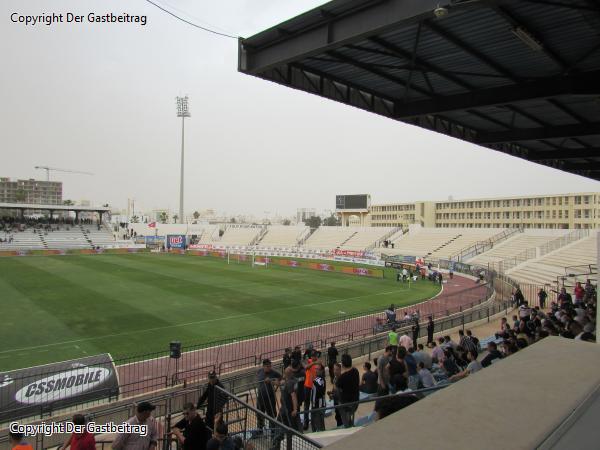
[0,288,407,355]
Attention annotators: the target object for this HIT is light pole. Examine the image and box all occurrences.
[176,96,190,224]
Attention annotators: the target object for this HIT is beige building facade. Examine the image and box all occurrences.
[0,177,62,205]
[367,192,600,230]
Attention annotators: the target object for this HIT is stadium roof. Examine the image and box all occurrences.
[238,0,600,180]
[0,202,110,212]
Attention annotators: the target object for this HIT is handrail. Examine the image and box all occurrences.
[448,228,521,262]
[538,229,589,256]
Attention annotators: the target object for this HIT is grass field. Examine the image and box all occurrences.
[0,253,440,371]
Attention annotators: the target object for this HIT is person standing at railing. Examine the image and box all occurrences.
[538,288,548,309]
[197,371,226,429]
[335,354,360,428]
[112,402,159,450]
[255,359,281,430]
[59,414,96,450]
[171,403,210,450]
[574,282,585,306]
[426,316,434,347]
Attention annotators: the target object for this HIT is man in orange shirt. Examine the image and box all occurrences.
[302,351,323,431]
[10,432,34,450]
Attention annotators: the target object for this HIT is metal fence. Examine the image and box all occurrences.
[538,229,589,257]
[216,386,322,450]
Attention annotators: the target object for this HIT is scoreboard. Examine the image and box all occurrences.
[336,194,370,210]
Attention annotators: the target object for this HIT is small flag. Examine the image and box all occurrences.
[148,222,156,228]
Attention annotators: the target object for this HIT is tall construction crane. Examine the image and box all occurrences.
[34,166,94,181]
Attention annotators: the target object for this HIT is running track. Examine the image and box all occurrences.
[117,275,488,397]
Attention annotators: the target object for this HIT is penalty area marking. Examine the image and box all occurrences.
[0,286,413,355]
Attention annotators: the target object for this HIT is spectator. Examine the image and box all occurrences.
[481,342,503,368]
[282,348,292,370]
[197,371,226,429]
[10,432,34,450]
[399,332,413,350]
[557,287,573,309]
[329,363,343,427]
[335,354,359,428]
[466,329,479,350]
[404,347,419,390]
[388,327,399,354]
[574,282,585,306]
[112,402,159,450]
[538,288,548,309]
[411,319,420,346]
[359,362,378,394]
[458,329,478,357]
[277,367,299,431]
[302,355,321,430]
[255,359,281,429]
[206,414,237,450]
[431,341,444,364]
[310,368,327,432]
[449,351,483,382]
[426,316,435,347]
[60,414,95,450]
[377,346,392,394]
[412,344,432,369]
[441,349,460,377]
[417,362,436,389]
[389,347,408,394]
[171,403,210,450]
[327,342,339,383]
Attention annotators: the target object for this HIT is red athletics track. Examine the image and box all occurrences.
[116,275,488,397]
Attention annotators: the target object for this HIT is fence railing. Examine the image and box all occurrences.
[538,229,589,257]
[491,247,537,273]
[448,228,521,262]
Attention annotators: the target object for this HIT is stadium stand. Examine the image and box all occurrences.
[507,234,598,286]
[255,225,309,248]
[383,228,503,259]
[468,230,570,265]
[303,226,358,250]
[217,225,262,246]
[339,227,397,251]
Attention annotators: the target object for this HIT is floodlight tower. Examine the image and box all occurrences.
[176,96,190,224]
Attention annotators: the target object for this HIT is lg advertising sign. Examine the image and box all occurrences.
[167,234,186,249]
[0,354,119,422]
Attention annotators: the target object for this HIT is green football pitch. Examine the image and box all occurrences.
[0,254,440,371]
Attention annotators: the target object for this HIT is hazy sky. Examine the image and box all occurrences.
[2,0,599,218]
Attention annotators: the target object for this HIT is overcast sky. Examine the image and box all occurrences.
[2,0,599,218]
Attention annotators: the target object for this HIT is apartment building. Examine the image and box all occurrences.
[0,177,62,205]
[367,193,600,229]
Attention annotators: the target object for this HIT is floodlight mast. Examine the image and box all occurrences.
[176,96,190,224]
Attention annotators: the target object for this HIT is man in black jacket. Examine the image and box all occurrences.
[197,371,226,429]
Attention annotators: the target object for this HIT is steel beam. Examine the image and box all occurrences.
[476,122,600,144]
[391,70,600,118]
[528,147,600,161]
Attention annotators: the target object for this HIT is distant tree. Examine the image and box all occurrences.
[102,203,109,208]
[193,211,200,220]
[130,215,139,223]
[173,214,179,223]
[15,189,27,202]
[323,214,341,226]
[230,217,237,224]
[304,216,322,229]
[159,211,168,224]
[282,219,291,226]
[62,199,74,206]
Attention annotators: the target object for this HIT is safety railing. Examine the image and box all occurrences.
[538,229,589,257]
